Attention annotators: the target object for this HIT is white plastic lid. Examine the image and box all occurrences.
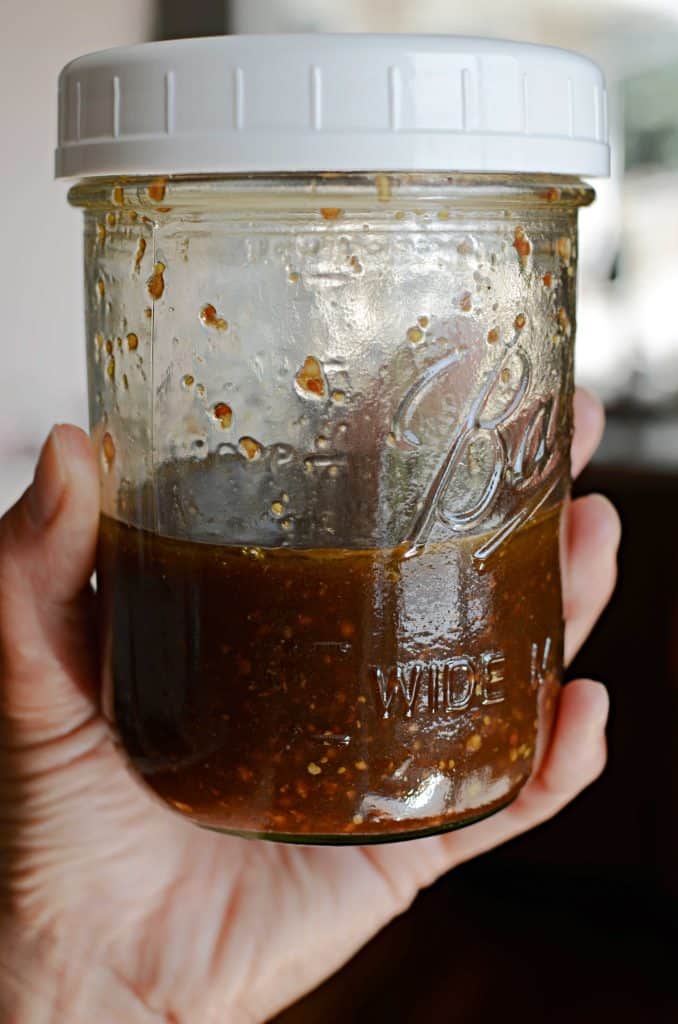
[56,34,610,179]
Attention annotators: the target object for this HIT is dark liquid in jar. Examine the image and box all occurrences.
[98,504,563,842]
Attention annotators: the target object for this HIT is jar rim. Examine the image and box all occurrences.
[67,172,595,213]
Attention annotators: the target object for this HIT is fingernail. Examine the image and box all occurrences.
[26,428,67,529]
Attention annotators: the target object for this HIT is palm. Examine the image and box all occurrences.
[1,715,425,1018]
[0,390,620,1023]
[3,710,452,1019]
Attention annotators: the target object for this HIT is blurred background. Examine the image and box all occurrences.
[1,1,676,1021]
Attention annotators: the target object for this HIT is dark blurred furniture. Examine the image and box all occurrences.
[157,0,227,40]
[274,414,678,1023]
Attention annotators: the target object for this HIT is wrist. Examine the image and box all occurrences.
[0,922,59,1024]
[0,919,151,1024]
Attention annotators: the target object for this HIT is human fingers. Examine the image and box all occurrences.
[0,425,100,748]
[571,387,605,480]
[562,493,621,665]
[382,678,610,893]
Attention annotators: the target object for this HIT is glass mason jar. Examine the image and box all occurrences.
[59,36,609,843]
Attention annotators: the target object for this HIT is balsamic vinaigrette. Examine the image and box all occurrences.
[98,502,562,843]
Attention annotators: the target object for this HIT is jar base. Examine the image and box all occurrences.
[192,793,519,846]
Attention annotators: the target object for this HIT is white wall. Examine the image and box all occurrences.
[0,0,154,513]
[230,0,678,47]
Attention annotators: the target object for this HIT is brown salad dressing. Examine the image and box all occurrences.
[98,500,563,842]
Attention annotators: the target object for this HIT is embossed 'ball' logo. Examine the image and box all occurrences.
[392,336,567,557]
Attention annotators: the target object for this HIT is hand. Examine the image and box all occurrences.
[0,389,620,1024]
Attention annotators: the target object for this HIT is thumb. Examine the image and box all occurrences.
[0,425,100,746]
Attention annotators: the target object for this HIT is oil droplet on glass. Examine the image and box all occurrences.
[271,500,284,517]
[213,402,233,429]
[105,212,117,228]
[394,210,406,220]
[288,271,300,283]
[407,326,424,344]
[200,303,228,330]
[315,435,330,450]
[294,356,327,400]
[320,207,342,220]
[418,316,430,328]
[134,237,147,273]
[556,236,572,266]
[106,357,115,381]
[105,339,113,355]
[147,263,165,301]
[96,223,106,247]
[96,278,106,300]
[543,272,553,288]
[513,227,531,267]
[144,307,152,319]
[375,174,391,202]
[331,389,346,404]
[126,332,138,351]
[557,307,571,336]
[182,374,195,390]
[102,432,116,466]
[514,313,526,331]
[196,383,206,398]
[112,185,124,206]
[239,436,262,461]
[457,236,475,256]
[147,177,167,203]
[487,328,500,344]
